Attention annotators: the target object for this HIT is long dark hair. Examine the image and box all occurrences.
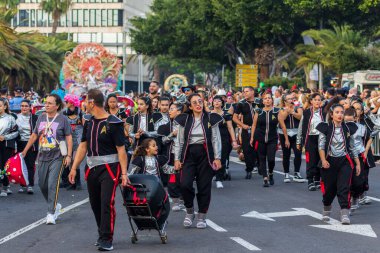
[132,138,155,159]
[105,94,117,112]
[324,96,344,114]
[137,96,153,114]
[328,103,344,124]
[351,101,364,121]
[0,98,10,114]
[186,93,205,114]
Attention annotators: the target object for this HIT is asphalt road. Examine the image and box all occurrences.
[0,152,379,253]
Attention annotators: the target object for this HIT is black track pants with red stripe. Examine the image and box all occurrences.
[87,163,120,242]
[180,144,214,214]
[320,156,353,209]
[305,135,321,183]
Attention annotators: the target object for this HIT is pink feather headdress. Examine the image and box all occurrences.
[64,94,80,107]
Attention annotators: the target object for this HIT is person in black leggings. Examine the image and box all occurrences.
[212,95,238,188]
[174,93,223,229]
[317,104,359,225]
[250,92,279,187]
[278,93,305,183]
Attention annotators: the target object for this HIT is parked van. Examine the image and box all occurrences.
[342,70,380,92]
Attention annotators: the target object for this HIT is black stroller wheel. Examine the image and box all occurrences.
[131,236,137,244]
[161,235,168,244]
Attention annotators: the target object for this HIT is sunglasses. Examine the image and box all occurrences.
[183,88,191,92]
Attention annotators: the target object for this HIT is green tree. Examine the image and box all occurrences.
[296,25,380,81]
[0,21,76,92]
[40,0,71,35]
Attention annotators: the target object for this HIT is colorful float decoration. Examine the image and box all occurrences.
[63,43,122,96]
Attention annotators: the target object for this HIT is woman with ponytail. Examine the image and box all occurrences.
[316,104,359,225]
[352,101,376,205]
[126,96,163,148]
[297,93,326,191]
[174,93,223,229]
[250,91,280,187]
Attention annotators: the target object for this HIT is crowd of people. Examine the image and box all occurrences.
[0,82,379,251]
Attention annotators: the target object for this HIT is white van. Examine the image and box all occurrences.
[342,70,380,92]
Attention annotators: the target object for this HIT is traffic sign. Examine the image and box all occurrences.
[235,64,259,87]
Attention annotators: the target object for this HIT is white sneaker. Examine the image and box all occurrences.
[54,203,62,220]
[172,202,181,212]
[6,186,12,195]
[253,167,258,174]
[18,187,27,193]
[216,181,224,189]
[46,213,56,225]
[0,190,7,197]
[178,200,185,209]
[27,186,34,194]
[284,173,291,183]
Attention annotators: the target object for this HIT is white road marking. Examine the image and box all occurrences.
[0,198,89,245]
[205,219,227,232]
[230,237,261,251]
[242,207,377,238]
[367,196,380,202]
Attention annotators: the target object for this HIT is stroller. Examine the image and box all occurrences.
[121,174,170,244]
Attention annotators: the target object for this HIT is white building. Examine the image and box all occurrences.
[12,0,153,90]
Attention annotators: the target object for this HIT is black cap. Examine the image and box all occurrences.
[0,87,7,94]
[15,87,23,93]
[181,85,196,92]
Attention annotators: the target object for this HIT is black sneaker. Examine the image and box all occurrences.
[245,172,252,180]
[98,240,113,251]
[314,181,321,189]
[263,179,269,187]
[308,183,316,191]
[269,174,274,185]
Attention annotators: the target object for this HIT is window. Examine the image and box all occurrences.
[90,9,96,26]
[83,9,89,27]
[31,9,36,27]
[117,10,123,26]
[19,10,30,27]
[36,9,47,27]
[72,9,78,27]
[95,10,100,27]
[107,9,113,26]
[78,9,83,26]
[101,9,107,27]
[48,13,53,27]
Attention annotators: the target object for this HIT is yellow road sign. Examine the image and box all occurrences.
[235,64,259,87]
[236,64,259,70]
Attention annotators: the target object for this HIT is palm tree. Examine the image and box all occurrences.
[40,0,71,35]
[0,21,76,92]
[296,25,367,77]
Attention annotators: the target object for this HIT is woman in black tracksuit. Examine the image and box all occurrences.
[157,102,184,211]
[352,101,376,204]
[297,93,326,191]
[212,95,238,188]
[250,92,280,187]
[174,93,223,229]
[278,93,304,183]
[316,104,360,225]
[126,96,163,148]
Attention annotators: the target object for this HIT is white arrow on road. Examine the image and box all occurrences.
[242,208,377,238]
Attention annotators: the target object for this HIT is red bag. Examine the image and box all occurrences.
[5,153,29,186]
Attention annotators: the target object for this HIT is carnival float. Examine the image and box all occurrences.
[62,43,122,96]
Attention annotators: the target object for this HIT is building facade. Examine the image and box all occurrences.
[12,0,153,89]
